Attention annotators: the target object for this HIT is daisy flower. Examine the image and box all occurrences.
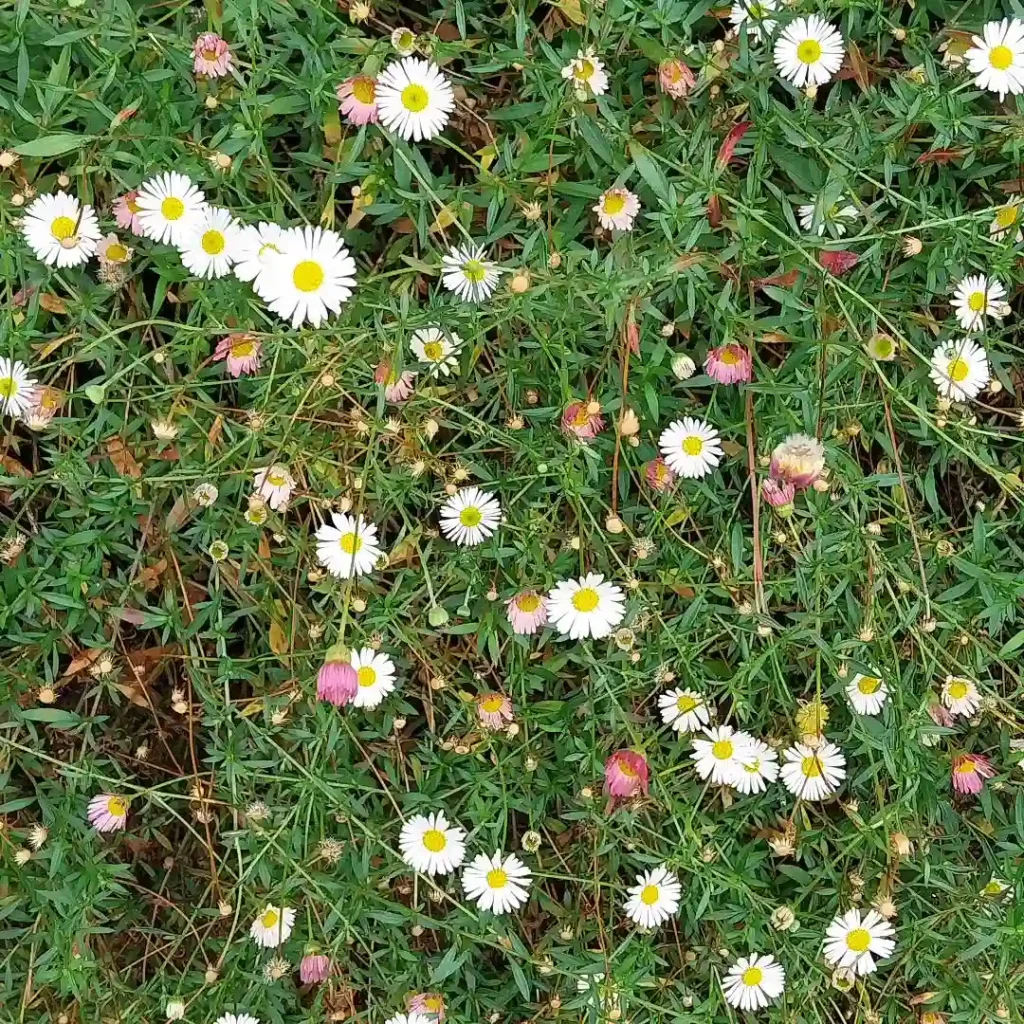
[441,243,501,302]
[193,32,232,78]
[214,333,262,378]
[951,274,1008,331]
[770,433,825,490]
[399,811,466,875]
[659,58,696,99]
[623,864,681,928]
[823,908,896,976]
[659,417,723,479]
[604,750,649,799]
[233,222,285,283]
[411,326,462,376]
[735,739,780,795]
[314,512,382,578]
[113,190,144,234]
[249,904,295,947]
[645,456,677,492]
[439,486,501,546]
[376,58,455,142]
[847,673,888,716]
[0,358,38,418]
[941,675,981,717]
[87,793,128,832]
[255,226,357,329]
[337,75,379,125]
[386,1015,433,1024]
[21,191,101,268]
[375,359,417,402]
[562,401,605,439]
[722,954,786,1011]
[135,172,207,246]
[407,993,446,1020]
[705,343,752,385]
[506,590,548,634]
[214,1015,260,1024]
[774,15,845,88]
[929,338,991,402]
[561,48,609,96]
[299,953,332,984]
[692,725,755,787]
[779,740,846,801]
[952,753,995,795]
[477,692,514,730]
[317,656,358,706]
[594,188,640,231]
[658,688,710,734]
[798,195,858,237]
[730,0,778,42]
[21,385,61,431]
[179,205,241,279]
[462,850,532,914]
[252,465,295,511]
[96,233,132,268]
[351,647,396,708]
[547,573,626,640]
[965,19,1024,100]
[991,196,1023,241]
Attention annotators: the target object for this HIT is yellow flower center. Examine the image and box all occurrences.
[340,532,363,555]
[602,192,626,215]
[955,759,976,774]
[459,506,483,527]
[720,348,740,365]
[947,357,969,383]
[967,291,986,312]
[107,796,127,817]
[461,258,487,283]
[617,759,638,778]
[127,195,142,214]
[712,740,734,760]
[742,966,764,987]
[571,587,600,612]
[983,881,1004,895]
[401,83,429,112]
[423,997,442,1012]
[572,405,592,427]
[105,242,128,262]
[0,377,16,399]
[797,39,822,64]
[201,229,226,255]
[682,436,704,457]
[486,868,508,889]
[576,59,595,81]
[202,47,218,60]
[990,44,1014,71]
[948,680,968,699]
[480,696,505,713]
[676,694,698,713]
[161,196,185,221]
[357,665,377,688]
[516,592,541,613]
[422,341,444,361]
[996,205,1019,228]
[50,215,77,241]
[640,884,660,905]
[857,676,881,695]
[422,829,447,852]
[261,909,279,929]
[231,338,255,357]
[267,472,286,486]
[801,755,823,778]
[293,260,324,293]
[846,928,871,953]
[353,77,376,104]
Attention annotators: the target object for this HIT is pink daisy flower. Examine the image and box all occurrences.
[561,401,604,440]
[113,191,144,235]
[214,333,262,378]
[193,33,233,78]
[477,693,514,731]
[408,993,446,1021]
[317,657,358,706]
[645,456,677,492]
[374,359,416,403]
[506,590,547,634]
[337,75,379,125]
[88,793,129,832]
[705,343,752,385]
[604,750,649,800]
[299,952,332,984]
[770,433,826,491]
[951,753,995,796]
[761,477,795,510]
[659,58,696,99]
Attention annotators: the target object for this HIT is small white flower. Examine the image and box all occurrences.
[462,850,532,914]
[965,19,1024,100]
[774,15,845,88]
[547,573,626,640]
[929,338,990,402]
[135,172,207,246]
[385,1015,433,1024]
[779,740,846,801]
[659,417,723,479]
[21,191,101,267]
[376,57,455,142]
[350,647,397,707]
[722,953,786,1010]
[822,908,896,976]
[692,725,755,788]
[734,738,780,795]
[214,1015,260,1024]
[179,205,241,279]
[951,273,1008,332]
[846,673,888,716]
[658,688,710,734]
[191,482,219,508]
[594,188,640,231]
[315,512,383,578]
[561,48,609,96]
[233,222,286,282]
[249,904,295,947]
[439,486,502,546]
[441,243,501,303]
[399,811,467,875]
[797,194,858,237]
[730,0,778,42]
[671,353,697,380]
[165,999,186,1021]
[252,465,295,511]
[623,863,681,928]
[941,675,981,718]
[0,358,38,418]
[411,325,462,376]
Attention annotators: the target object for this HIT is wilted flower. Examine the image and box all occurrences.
[192,482,219,507]
[27,824,48,850]
[770,433,826,490]
[646,456,677,492]
[477,693,514,731]
[193,33,232,78]
[705,343,752,385]
[214,333,262,378]
[318,651,358,707]
[375,359,416,403]
[761,477,795,513]
[299,952,332,984]
[659,58,696,98]
[951,753,995,796]
[604,750,649,800]
[561,400,604,439]
[671,353,697,379]
[408,993,446,1021]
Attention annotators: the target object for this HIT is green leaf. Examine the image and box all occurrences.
[20,708,82,727]
[15,134,91,157]
[83,384,106,404]
[628,141,671,205]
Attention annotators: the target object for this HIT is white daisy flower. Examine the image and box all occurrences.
[659,417,723,479]
[411,326,462,376]
[846,673,888,716]
[214,1015,260,1024]
[21,191,101,268]
[249,904,295,947]
[730,0,778,42]
[929,338,990,402]
[233,221,285,282]
[135,172,207,246]
[0,358,38,418]
[734,738,780,795]
[722,953,786,1011]
[773,15,845,88]
[351,647,396,708]
[823,908,896,976]
[941,675,981,718]
[547,573,626,640]
[561,48,609,96]
[658,688,710,734]
[965,19,1024,101]
[990,196,1023,241]
[252,464,295,511]
[255,226,357,329]
[950,274,1008,332]
[779,740,846,801]
[314,512,382,578]
[179,205,242,279]
[441,243,501,303]
[594,188,640,231]
[692,725,755,788]
[376,57,455,142]
[623,863,681,929]
[399,811,467,876]
[439,486,502,546]
[385,1015,433,1024]
[797,195,859,237]
[461,850,532,914]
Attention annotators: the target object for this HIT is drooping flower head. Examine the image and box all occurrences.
[761,477,796,514]
[604,750,649,800]
[562,401,605,440]
[214,333,262,378]
[337,75,380,125]
[477,693,514,731]
[506,590,548,634]
[705,343,752,385]
[113,190,144,234]
[375,359,417,402]
[407,993,446,1021]
[658,58,696,98]
[193,33,233,78]
[317,648,358,707]
[770,433,825,490]
[299,951,332,984]
[951,753,995,795]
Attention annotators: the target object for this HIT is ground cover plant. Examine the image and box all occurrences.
[4,0,1024,1021]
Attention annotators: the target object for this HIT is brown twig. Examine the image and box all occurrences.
[745,390,766,613]
[610,300,635,517]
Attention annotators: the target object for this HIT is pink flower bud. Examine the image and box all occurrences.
[317,659,357,706]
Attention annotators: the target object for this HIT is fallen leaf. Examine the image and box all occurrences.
[436,22,461,41]
[1,455,31,478]
[715,121,753,169]
[39,293,68,315]
[721,440,744,457]
[843,42,872,93]
[707,193,722,228]
[62,649,104,677]
[112,681,150,708]
[165,496,190,533]
[818,250,859,276]
[139,559,167,591]
[258,533,271,559]
[547,0,585,25]
[674,253,705,273]
[916,148,968,166]
[269,620,289,656]
[105,436,141,479]
[753,268,800,290]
